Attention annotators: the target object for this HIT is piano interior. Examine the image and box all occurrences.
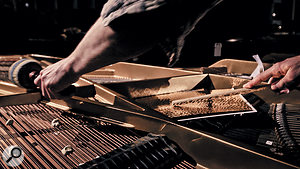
[0,54,300,169]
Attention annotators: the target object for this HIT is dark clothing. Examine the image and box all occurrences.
[101,0,223,66]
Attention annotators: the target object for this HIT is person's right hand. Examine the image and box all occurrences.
[34,58,80,100]
[243,55,300,93]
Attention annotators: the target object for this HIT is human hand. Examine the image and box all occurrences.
[34,58,80,99]
[243,55,300,93]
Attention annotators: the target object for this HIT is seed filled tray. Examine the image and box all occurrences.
[103,74,257,121]
[134,89,255,121]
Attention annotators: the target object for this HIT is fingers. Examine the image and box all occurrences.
[271,70,299,93]
[33,68,61,100]
[243,61,288,89]
[244,60,299,94]
[267,78,290,94]
[32,59,79,100]
[243,68,273,88]
[34,75,41,88]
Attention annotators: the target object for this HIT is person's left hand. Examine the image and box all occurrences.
[243,55,300,93]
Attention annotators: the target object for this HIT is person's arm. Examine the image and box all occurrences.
[34,17,157,99]
[243,55,300,93]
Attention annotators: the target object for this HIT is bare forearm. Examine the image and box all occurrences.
[34,17,157,99]
[66,17,155,76]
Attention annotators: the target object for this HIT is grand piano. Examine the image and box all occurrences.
[0,54,299,169]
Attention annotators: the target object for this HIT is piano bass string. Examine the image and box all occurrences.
[0,103,196,169]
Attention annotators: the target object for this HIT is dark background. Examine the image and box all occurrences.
[1,0,300,67]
